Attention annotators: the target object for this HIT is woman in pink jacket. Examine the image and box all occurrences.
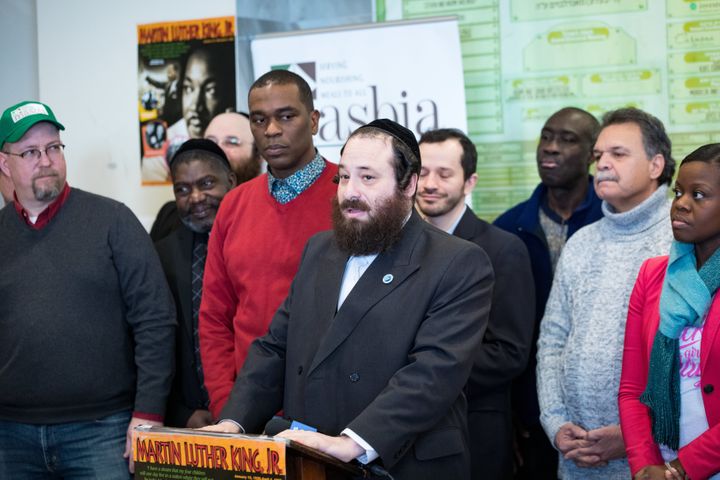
[619,143,720,480]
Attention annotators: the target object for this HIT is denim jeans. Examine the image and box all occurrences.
[0,410,131,479]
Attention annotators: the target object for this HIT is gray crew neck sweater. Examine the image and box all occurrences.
[0,188,176,423]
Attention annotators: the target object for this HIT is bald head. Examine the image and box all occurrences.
[546,107,599,141]
[204,112,260,184]
[536,107,599,189]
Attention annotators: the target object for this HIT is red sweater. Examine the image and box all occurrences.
[200,161,337,417]
[619,256,720,480]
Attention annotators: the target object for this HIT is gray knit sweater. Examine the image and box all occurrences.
[0,188,176,423]
[537,185,673,479]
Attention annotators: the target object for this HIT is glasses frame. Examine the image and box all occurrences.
[2,143,66,162]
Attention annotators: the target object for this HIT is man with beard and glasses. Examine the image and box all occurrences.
[416,128,534,480]
[205,112,261,184]
[0,101,175,479]
[150,111,259,242]
[537,107,675,479]
[155,139,236,430]
[199,69,337,419]
[201,119,494,480]
[493,107,603,479]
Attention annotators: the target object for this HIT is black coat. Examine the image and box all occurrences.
[453,207,535,479]
[155,225,208,427]
[221,212,494,480]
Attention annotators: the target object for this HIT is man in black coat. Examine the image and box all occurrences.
[155,139,236,428]
[202,119,494,480]
[417,128,535,480]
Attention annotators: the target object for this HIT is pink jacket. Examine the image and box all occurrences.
[619,256,720,480]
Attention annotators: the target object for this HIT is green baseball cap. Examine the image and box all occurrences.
[0,100,65,150]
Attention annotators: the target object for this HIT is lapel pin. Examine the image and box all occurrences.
[382,274,394,284]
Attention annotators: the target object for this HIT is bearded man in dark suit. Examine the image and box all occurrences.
[202,119,494,480]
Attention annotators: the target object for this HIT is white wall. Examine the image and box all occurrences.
[0,0,38,111]
[36,0,236,229]
[0,0,39,209]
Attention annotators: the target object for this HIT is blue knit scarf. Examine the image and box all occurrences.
[640,241,720,449]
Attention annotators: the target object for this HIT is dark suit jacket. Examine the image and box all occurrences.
[155,225,208,427]
[150,200,182,243]
[454,207,535,411]
[221,212,494,480]
[454,208,535,479]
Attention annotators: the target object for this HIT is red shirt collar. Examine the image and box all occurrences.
[14,183,71,230]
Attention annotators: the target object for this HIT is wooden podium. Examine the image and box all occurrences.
[132,426,366,480]
[284,438,366,480]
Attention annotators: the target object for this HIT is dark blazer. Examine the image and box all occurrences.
[455,208,534,408]
[221,212,494,480]
[454,207,535,479]
[155,225,208,427]
[150,200,182,243]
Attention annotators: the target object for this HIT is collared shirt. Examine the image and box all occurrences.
[13,182,71,230]
[337,254,378,309]
[444,204,467,235]
[267,151,325,204]
[337,253,380,464]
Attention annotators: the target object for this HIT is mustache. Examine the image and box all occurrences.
[340,199,370,212]
[595,171,619,182]
[32,168,58,180]
[190,197,220,212]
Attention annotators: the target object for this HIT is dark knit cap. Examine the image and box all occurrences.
[170,138,231,171]
[356,118,420,161]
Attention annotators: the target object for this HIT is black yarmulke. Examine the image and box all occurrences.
[358,118,420,161]
[170,138,231,170]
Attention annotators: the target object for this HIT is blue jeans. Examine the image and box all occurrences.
[0,410,131,479]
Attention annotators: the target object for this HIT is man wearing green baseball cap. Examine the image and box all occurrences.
[0,101,176,479]
[0,101,66,217]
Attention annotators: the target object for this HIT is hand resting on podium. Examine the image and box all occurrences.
[199,421,364,463]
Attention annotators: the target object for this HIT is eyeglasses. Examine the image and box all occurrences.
[207,136,244,149]
[3,143,66,162]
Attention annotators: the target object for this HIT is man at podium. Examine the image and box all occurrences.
[202,119,493,479]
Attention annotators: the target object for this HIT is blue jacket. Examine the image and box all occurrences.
[493,177,603,423]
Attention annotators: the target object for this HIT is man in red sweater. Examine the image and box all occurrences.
[199,70,338,417]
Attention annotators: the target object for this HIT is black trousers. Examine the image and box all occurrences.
[469,409,513,480]
[514,423,558,480]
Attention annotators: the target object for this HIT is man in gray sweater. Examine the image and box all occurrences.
[537,107,676,479]
[0,101,176,479]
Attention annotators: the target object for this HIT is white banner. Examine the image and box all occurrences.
[251,17,467,162]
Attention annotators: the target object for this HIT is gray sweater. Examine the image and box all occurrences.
[0,188,176,423]
[537,185,673,479]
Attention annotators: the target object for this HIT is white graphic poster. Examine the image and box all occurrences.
[251,17,467,162]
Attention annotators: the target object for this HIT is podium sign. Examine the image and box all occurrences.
[133,426,287,479]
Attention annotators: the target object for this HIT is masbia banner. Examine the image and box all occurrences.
[251,17,467,163]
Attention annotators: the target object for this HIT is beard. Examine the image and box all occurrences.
[32,170,63,202]
[332,193,411,256]
[233,156,262,185]
[178,197,221,233]
[417,189,465,219]
[180,215,212,233]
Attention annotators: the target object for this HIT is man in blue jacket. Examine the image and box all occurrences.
[494,107,602,479]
